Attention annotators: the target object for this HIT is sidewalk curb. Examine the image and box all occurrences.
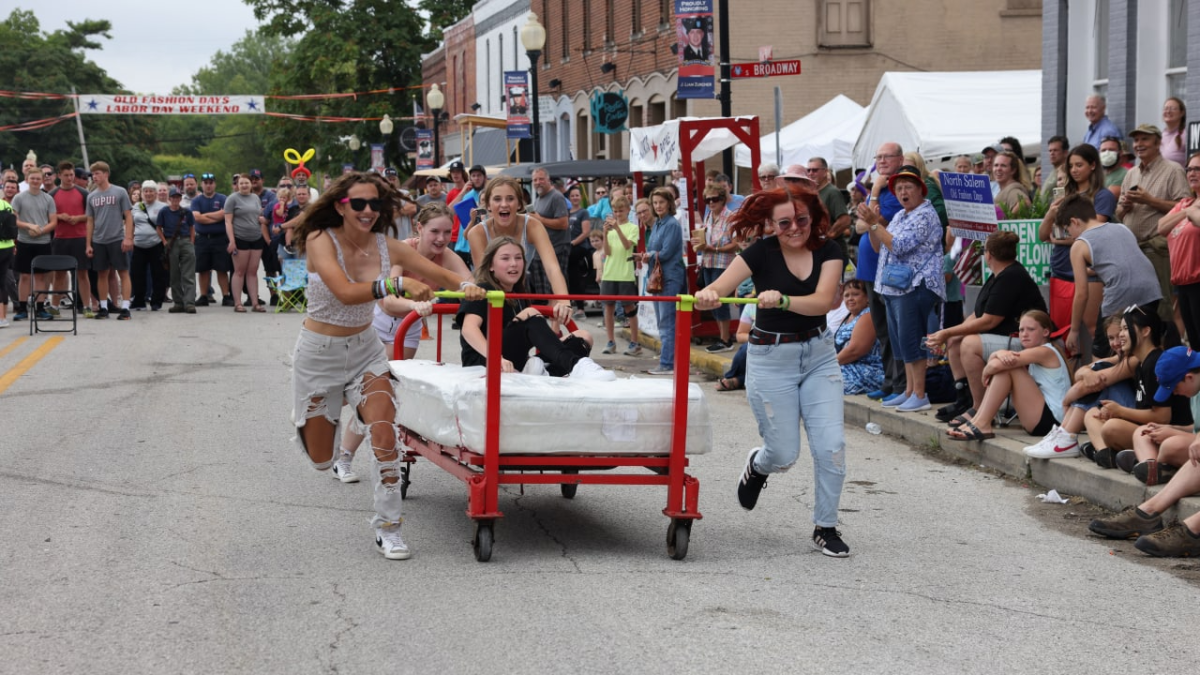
[846,398,1200,523]
[621,328,734,377]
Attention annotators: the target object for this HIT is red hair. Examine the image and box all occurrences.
[728,187,830,251]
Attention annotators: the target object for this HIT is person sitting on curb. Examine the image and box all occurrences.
[1088,345,1200,558]
[1023,315,1135,459]
[945,310,1070,442]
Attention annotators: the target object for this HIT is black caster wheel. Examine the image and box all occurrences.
[560,469,579,499]
[473,521,494,562]
[399,465,411,500]
[667,519,691,560]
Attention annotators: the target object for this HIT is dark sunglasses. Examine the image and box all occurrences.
[705,197,724,204]
[340,197,383,212]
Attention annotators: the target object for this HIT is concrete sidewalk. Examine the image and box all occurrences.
[627,326,1200,524]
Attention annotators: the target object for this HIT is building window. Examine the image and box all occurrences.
[561,0,570,60]
[1093,0,1109,98]
[818,0,871,49]
[1167,0,1187,98]
[632,0,643,36]
[498,34,505,111]
[485,40,491,114]
[659,0,671,28]
[605,0,616,47]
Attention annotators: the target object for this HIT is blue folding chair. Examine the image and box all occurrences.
[267,258,308,313]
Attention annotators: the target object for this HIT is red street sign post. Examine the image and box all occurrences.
[729,59,802,79]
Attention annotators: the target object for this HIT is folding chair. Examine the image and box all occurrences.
[267,258,308,313]
[29,254,79,336]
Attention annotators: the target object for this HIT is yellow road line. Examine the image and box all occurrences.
[0,336,28,360]
[0,337,64,396]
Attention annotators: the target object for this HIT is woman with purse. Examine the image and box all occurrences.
[859,165,946,412]
[637,188,686,375]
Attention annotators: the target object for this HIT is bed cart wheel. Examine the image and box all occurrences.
[666,519,691,560]
[473,521,494,562]
[560,469,579,499]
[400,465,411,500]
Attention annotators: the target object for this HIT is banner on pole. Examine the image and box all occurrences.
[78,95,264,114]
[505,71,531,139]
[675,0,715,100]
[938,171,998,241]
[415,129,435,170]
[370,144,385,174]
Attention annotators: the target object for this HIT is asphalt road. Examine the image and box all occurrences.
[2,308,1199,674]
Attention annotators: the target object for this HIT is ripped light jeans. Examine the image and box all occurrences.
[291,326,403,529]
[745,330,847,527]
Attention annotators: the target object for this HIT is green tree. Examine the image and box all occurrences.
[246,0,435,177]
[0,9,157,186]
[419,0,474,42]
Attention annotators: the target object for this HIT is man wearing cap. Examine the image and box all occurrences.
[806,157,851,258]
[1116,124,1190,324]
[854,142,907,399]
[1082,95,1123,150]
[682,18,710,63]
[190,171,233,307]
[528,167,571,295]
[1087,345,1200,558]
[50,161,94,315]
[157,186,197,313]
[979,144,1001,197]
[85,161,135,320]
[416,176,446,206]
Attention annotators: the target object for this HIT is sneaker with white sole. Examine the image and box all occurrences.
[737,448,769,510]
[1023,425,1079,459]
[0,319,8,329]
[375,524,412,560]
[522,356,548,376]
[570,357,616,381]
[331,454,359,483]
[895,395,930,412]
[601,341,617,355]
[881,392,909,408]
[645,366,673,375]
[813,527,851,557]
[624,342,643,356]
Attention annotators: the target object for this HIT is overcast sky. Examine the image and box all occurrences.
[24,1,263,94]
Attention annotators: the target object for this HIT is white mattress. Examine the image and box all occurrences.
[389,360,712,455]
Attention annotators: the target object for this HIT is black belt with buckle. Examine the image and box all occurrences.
[197,233,227,239]
[749,326,824,345]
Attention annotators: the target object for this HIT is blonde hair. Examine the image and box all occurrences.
[903,152,929,180]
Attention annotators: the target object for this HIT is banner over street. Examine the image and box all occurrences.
[78,95,265,114]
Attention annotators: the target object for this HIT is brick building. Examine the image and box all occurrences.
[425,0,1043,169]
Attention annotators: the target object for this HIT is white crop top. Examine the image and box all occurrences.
[305,231,391,327]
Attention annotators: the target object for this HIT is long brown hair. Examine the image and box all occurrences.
[292,172,396,256]
[473,236,526,304]
[728,188,829,251]
[1065,144,1104,200]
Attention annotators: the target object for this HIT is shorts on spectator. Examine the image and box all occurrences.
[90,240,129,271]
[1030,403,1058,437]
[699,267,731,320]
[14,242,54,274]
[51,237,90,271]
[195,234,232,273]
[979,332,1023,359]
[235,236,266,251]
[600,280,637,306]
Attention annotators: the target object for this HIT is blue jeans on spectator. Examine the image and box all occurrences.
[883,286,940,363]
[746,331,846,527]
[700,267,731,321]
[724,343,747,384]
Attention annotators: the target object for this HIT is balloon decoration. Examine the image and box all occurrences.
[284,148,315,184]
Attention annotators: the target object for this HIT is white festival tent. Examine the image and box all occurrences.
[851,70,1042,170]
[733,95,867,172]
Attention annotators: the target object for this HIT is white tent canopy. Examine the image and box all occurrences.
[734,95,866,172]
[851,70,1042,170]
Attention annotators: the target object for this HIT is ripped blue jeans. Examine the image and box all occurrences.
[745,330,846,527]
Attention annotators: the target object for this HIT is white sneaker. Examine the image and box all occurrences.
[0,319,9,329]
[375,524,411,560]
[1023,425,1079,459]
[522,356,548,376]
[331,453,359,483]
[570,357,616,381]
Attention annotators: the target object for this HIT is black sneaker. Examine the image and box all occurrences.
[95,307,110,319]
[1133,459,1177,487]
[195,296,210,307]
[1079,441,1096,461]
[705,340,733,353]
[1088,507,1163,539]
[935,399,970,423]
[222,296,235,307]
[1094,447,1118,469]
[117,308,131,320]
[813,527,850,557]
[737,448,769,510]
[168,305,185,314]
[1115,450,1138,473]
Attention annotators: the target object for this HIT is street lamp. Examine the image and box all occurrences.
[520,12,546,163]
[348,134,361,170]
[378,115,394,172]
[427,83,445,168]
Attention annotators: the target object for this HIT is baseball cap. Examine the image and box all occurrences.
[981,144,1002,155]
[425,175,441,183]
[127,180,141,189]
[249,169,263,179]
[201,172,215,181]
[74,167,90,180]
[448,160,465,172]
[168,186,182,198]
[1129,123,1163,138]
[469,164,487,176]
[1153,346,1200,403]
[971,153,986,165]
[384,167,398,176]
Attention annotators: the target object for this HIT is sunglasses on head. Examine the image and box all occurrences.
[183,173,195,179]
[1124,304,1147,316]
[340,197,383,212]
[201,173,215,180]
